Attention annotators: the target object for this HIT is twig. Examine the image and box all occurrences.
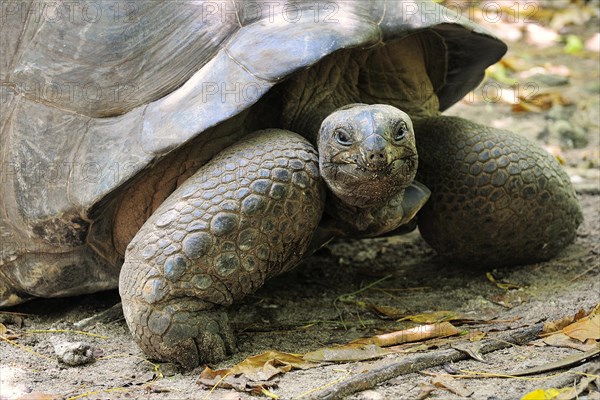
[569,263,600,283]
[74,302,124,329]
[508,344,600,376]
[304,324,542,400]
[25,329,108,339]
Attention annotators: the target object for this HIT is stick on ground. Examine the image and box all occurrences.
[74,302,124,329]
[306,324,543,400]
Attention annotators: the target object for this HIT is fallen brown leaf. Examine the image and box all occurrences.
[197,350,314,391]
[542,309,588,335]
[543,332,598,351]
[397,311,460,324]
[359,322,462,347]
[562,309,600,342]
[486,272,522,290]
[432,375,474,397]
[512,90,571,113]
[197,367,278,393]
[398,310,498,325]
[366,303,407,319]
[416,382,437,400]
[233,351,313,380]
[499,56,532,73]
[452,342,487,363]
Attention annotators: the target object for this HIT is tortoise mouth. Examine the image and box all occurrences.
[357,161,395,174]
[321,155,417,207]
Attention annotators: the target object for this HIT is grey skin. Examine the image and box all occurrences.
[0,1,582,369]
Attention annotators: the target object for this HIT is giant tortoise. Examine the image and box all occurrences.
[0,1,582,368]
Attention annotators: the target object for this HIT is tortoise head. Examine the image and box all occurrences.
[318,104,418,208]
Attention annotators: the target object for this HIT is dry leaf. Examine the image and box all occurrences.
[0,323,7,335]
[397,311,460,324]
[562,310,600,342]
[197,350,314,391]
[231,351,313,380]
[432,375,474,397]
[499,56,531,73]
[486,272,522,290]
[543,309,588,334]
[543,332,598,351]
[303,343,389,363]
[416,382,437,400]
[197,367,277,393]
[512,91,571,113]
[358,322,462,347]
[366,303,407,319]
[452,342,487,363]
[398,310,496,325]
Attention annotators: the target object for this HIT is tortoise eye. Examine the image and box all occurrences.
[335,129,352,146]
[394,122,408,142]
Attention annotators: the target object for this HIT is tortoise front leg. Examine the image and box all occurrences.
[414,116,582,267]
[119,130,325,368]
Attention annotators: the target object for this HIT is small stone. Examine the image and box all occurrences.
[53,341,95,366]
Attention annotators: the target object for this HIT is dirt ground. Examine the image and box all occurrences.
[1,2,599,400]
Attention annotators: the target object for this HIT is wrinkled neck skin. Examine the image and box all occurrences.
[280,52,364,144]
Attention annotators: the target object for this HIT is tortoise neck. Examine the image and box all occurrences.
[279,52,363,144]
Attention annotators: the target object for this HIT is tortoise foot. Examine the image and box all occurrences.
[119,129,324,367]
[414,116,582,267]
[122,296,234,368]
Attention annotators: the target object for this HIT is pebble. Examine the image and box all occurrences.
[53,341,96,366]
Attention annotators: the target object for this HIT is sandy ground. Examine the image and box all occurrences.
[1,3,599,400]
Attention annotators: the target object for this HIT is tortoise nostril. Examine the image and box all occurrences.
[368,153,385,160]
